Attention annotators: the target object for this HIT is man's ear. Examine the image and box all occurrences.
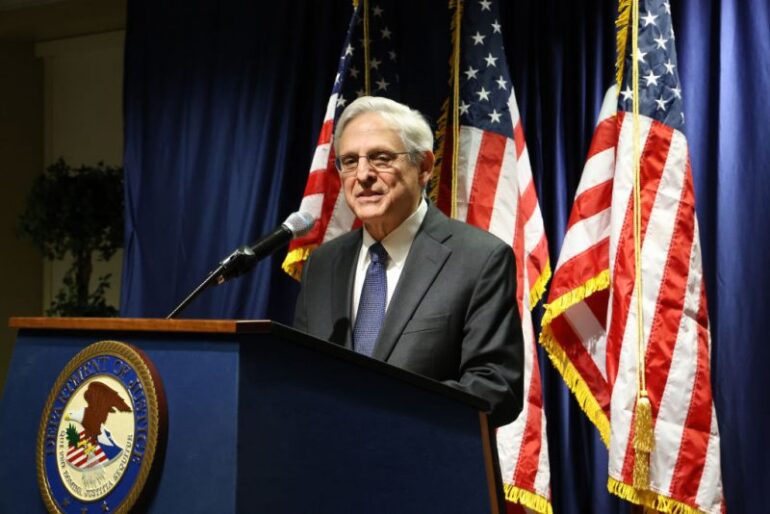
[418,150,435,187]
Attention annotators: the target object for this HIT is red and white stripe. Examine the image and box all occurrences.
[540,88,618,438]
[66,431,107,469]
[445,89,552,514]
[607,110,724,512]
[284,93,358,277]
[540,86,724,513]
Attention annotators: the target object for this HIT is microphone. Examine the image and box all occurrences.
[167,211,314,319]
[213,211,315,285]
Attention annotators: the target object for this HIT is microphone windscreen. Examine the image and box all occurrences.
[283,211,315,237]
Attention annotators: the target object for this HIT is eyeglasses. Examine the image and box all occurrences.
[335,151,412,175]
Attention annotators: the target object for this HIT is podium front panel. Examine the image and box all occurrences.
[237,331,492,513]
[0,320,498,513]
[0,328,241,513]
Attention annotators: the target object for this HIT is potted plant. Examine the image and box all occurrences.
[18,158,124,316]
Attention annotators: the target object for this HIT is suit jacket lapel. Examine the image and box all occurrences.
[329,231,360,350]
[372,206,452,361]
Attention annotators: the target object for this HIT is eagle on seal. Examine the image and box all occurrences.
[67,381,132,442]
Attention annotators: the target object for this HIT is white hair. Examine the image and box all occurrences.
[333,96,433,163]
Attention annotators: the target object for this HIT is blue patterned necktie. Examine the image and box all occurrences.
[353,242,389,356]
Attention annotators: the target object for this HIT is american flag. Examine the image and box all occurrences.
[66,431,108,469]
[539,0,725,512]
[282,1,400,279]
[432,1,552,512]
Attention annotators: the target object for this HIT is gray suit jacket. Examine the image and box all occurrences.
[293,205,523,426]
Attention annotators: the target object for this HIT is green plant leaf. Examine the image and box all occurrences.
[66,424,80,447]
[18,158,124,317]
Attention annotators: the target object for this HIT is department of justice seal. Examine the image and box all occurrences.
[37,341,167,513]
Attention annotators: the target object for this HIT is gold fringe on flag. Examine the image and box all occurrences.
[281,245,317,281]
[539,319,612,447]
[540,270,610,328]
[528,259,552,311]
[503,484,554,514]
[608,478,707,514]
[539,270,612,444]
[615,0,632,91]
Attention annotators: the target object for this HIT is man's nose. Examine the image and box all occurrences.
[354,157,377,180]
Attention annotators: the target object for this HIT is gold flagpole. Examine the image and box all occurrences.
[363,0,371,95]
[450,0,463,219]
[630,0,653,492]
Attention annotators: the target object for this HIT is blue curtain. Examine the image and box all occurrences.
[675,2,770,513]
[122,1,770,512]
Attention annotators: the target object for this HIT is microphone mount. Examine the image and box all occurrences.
[166,212,314,319]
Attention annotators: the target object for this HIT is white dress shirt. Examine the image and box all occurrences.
[351,199,428,325]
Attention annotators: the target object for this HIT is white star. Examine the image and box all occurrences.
[654,35,668,49]
[654,97,668,111]
[356,88,366,98]
[670,27,676,40]
[496,75,507,90]
[484,52,498,67]
[370,58,381,70]
[621,85,633,102]
[641,10,658,27]
[471,31,486,45]
[643,70,660,86]
[681,112,685,123]
[479,0,492,11]
[459,101,471,115]
[388,50,397,61]
[636,49,647,64]
[476,87,490,101]
[663,59,676,75]
[349,66,360,78]
[663,1,671,14]
[375,78,389,91]
[489,109,502,123]
[334,73,341,84]
[381,27,392,40]
[671,85,682,99]
[372,5,384,16]
[345,44,354,56]
[491,20,502,33]
[464,66,479,80]
[337,95,347,108]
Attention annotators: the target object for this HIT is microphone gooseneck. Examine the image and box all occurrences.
[166,211,315,319]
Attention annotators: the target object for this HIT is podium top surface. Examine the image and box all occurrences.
[9,317,271,334]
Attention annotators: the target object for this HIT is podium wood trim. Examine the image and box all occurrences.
[9,317,271,334]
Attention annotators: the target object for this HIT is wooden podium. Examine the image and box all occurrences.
[0,317,503,513]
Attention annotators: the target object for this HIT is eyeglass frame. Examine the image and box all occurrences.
[334,150,414,175]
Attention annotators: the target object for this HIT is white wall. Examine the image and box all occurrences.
[35,30,124,311]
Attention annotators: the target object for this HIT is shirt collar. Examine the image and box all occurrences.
[362,198,427,265]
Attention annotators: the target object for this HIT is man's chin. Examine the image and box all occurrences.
[353,205,388,224]
[352,198,387,215]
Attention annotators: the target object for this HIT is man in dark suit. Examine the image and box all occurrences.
[294,97,523,426]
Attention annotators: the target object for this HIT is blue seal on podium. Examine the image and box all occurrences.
[36,341,167,513]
